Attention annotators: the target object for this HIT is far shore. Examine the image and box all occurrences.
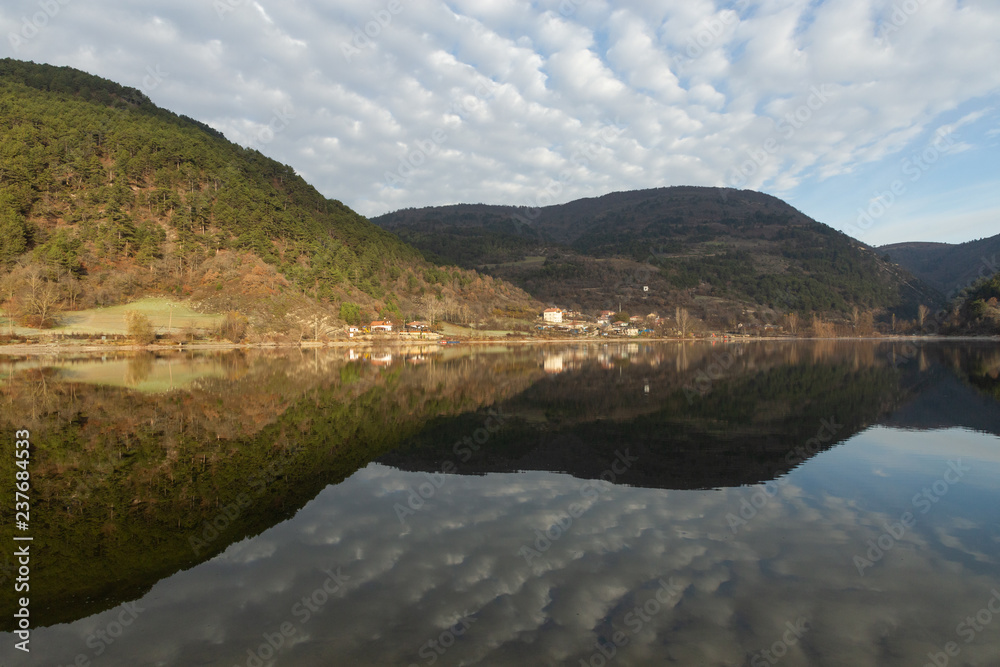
[0,334,995,356]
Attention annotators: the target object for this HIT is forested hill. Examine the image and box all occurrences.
[373,187,942,322]
[880,232,1000,297]
[0,59,535,335]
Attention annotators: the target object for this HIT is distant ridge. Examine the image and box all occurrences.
[374,186,942,322]
[880,233,1000,297]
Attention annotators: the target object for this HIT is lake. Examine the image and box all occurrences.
[1,341,999,666]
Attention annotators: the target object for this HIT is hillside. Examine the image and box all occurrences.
[373,187,941,325]
[0,59,537,339]
[880,232,1000,297]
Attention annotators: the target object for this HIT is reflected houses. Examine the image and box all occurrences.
[370,353,393,366]
[543,353,565,374]
[540,343,673,375]
[344,346,444,367]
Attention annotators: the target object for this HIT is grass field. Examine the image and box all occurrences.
[46,298,224,336]
[1,356,226,392]
[438,322,518,339]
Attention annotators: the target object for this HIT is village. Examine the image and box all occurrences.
[348,306,762,340]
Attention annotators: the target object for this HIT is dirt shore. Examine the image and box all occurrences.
[0,334,994,356]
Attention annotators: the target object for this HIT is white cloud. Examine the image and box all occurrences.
[1,0,999,241]
[16,430,1000,667]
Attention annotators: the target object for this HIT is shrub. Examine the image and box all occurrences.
[219,311,248,342]
[123,310,156,345]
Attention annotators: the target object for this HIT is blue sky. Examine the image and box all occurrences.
[3,0,998,245]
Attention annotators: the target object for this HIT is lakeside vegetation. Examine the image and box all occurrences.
[1,59,995,347]
[0,59,537,343]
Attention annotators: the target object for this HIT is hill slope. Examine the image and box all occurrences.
[0,59,536,337]
[880,233,1000,297]
[373,186,941,323]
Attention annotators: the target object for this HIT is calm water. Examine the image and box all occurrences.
[1,341,999,666]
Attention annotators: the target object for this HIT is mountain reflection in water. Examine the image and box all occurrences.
[1,341,998,666]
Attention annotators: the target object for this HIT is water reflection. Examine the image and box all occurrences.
[0,341,998,666]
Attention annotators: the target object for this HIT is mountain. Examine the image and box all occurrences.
[372,186,942,325]
[0,59,536,337]
[879,232,1000,297]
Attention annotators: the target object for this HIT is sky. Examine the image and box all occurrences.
[2,0,999,246]
[9,428,1000,666]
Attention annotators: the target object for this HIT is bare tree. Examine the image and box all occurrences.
[20,266,61,328]
[422,294,440,326]
[917,304,929,329]
[785,311,799,335]
[675,306,690,336]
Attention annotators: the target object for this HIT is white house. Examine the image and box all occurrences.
[370,321,393,332]
[543,308,563,324]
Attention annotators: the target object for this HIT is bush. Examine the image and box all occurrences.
[219,311,248,342]
[123,310,156,345]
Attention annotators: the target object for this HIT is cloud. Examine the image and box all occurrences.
[1,0,999,241]
[9,424,1000,667]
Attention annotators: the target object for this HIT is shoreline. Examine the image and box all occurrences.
[0,334,995,356]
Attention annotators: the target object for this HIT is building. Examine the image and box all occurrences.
[346,326,360,338]
[543,308,563,324]
[405,321,430,331]
[370,321,393,332]
[598,310,615,324]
